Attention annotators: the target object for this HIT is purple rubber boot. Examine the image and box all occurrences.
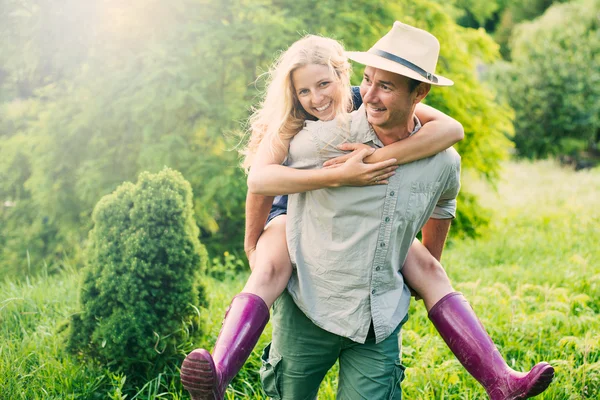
[429,292,554,400]
[180,293,270,400]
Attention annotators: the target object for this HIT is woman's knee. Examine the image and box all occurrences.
[419,258,450,284]
[253,258,292,283]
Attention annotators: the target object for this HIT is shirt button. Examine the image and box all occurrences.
[380,242,386,247]
[390,191,395,196]
[375,266,381,271]
[371,289,376,294]
[385,216,390,222]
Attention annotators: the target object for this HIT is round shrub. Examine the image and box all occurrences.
[68,168,207,379]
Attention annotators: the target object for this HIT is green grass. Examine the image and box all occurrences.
[401,160,600,399]
[1,160,599,399]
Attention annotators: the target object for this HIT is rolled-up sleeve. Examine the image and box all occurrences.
[431,158,461,219]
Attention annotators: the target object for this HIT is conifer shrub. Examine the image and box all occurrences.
[68,168,207,379]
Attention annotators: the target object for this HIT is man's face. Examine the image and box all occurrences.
[359,66,422,132]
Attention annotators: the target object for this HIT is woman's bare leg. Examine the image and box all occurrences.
[242,215,292,307]
[402,238,454,311]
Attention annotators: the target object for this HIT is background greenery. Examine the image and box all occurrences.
[2,0,597,280]
[0,0,512,280]
[1,0,598,397]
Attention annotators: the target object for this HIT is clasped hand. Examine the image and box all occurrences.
[323,143,398,186]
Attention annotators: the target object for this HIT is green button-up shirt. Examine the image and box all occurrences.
[285,105,461,344]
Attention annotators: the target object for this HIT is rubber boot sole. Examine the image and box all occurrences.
[180,349,223,400]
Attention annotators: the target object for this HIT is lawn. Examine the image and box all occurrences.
[1,160,598,399]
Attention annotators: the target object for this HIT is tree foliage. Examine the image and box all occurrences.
[453,0,506,28]
[68,168,207,380]
[489,0,600,158]
[494,0,569,58]
[0,0,513,279]
[0,0,290,278]
[446,0,569,59]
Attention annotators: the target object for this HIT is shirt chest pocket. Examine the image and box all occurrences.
[405,182,441,221]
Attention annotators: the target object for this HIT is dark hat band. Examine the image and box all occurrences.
[368,48,438,83]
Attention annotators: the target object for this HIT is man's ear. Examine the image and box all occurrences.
[413,83,431,104]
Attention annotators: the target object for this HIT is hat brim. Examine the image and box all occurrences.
[346,51,454,87]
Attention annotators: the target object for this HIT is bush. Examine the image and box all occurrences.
[491,0,600,158]
[68,168,207,381]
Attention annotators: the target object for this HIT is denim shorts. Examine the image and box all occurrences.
[266,195,288,225]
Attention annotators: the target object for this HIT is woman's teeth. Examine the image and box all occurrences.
[315,102,332,112]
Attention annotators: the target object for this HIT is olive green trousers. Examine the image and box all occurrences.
[260,290,407,400]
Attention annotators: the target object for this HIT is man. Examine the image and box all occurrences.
[252,21,458,399]
[249,22,553,400]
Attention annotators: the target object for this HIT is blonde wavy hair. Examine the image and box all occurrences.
[242,35,353,171]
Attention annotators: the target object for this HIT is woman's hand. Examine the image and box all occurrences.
[323,143,377,167]
[323,148,397,186]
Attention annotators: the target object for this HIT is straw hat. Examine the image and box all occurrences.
[346,21,453,86]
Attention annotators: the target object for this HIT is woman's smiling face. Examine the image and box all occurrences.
[292,64,341,121]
